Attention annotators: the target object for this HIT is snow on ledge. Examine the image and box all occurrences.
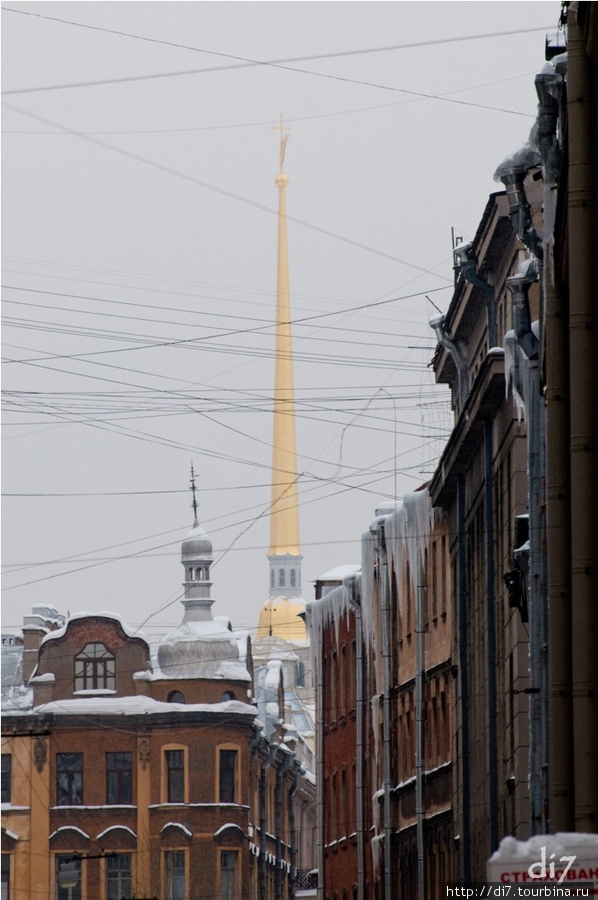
[49,825,90,841]
[1,828,19,842]
[96,825,137,841]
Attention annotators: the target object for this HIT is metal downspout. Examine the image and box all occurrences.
[507,267,548,834]
[312,603,325,900]
[484,421,499,851]
[275,755,293,900]
[537,52,574,833]
[260,745,278,900]
[288,766,302,899]
[415,580,426,900]
[567,4,598,832]
[348,576,365,900]
[454,244,497,348]
[457,475,471,882]
[429,315,469,409]
[371,519,393,900]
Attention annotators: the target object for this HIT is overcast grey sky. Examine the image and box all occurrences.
[2,1,559,644]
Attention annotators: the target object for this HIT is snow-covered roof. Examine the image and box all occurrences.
[315,564,360,582]
[6,695,257,718]
[40,612,149,647]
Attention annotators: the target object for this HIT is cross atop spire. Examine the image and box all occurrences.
[189,463,199,526]
[272,113,291,174]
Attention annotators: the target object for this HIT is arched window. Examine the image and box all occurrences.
[270,569,275,589]
[290,569,296,588]
[278,569,285,587]
[167,690,185,704]
[220,690,236,702]
[74,643,115,691]
[186,568,193,581]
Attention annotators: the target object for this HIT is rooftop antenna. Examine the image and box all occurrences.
[189,463,199,527]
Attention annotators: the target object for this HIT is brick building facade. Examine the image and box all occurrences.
[1,515,314,900]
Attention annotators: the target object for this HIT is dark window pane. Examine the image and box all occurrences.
[56,753,83,805]
[220,851,237,900]
[1,756,11,804]
[56,855,82,900]
[106,854,132,900]
[106,752,132,805]
[166,850,185,900]
[219,749,237,803]
[165,750,184,803]
[1,854,9,900]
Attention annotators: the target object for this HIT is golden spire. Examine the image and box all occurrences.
[269,115,301,559]
[257,115,307,646]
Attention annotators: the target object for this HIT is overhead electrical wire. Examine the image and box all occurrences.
[0,4,550,121]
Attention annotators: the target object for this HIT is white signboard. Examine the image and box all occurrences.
[488,834,598,893]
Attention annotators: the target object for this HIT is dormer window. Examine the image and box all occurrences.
[74,643,115,691]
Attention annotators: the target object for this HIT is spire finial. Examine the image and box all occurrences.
[273,113,291,174]
[189,464,199,527]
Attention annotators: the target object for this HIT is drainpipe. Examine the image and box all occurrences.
[495,158,543,262]
[454,242,497,348]
[415,579,426,900]
[484,421,499,851]
[288,766,302,899]
[507,256,548,835]
[260,744,278,900]
[347,576,365,900]
[429,315,469,410]
[370,518,392,900]
[457,475,471,882]
[535,51,573,833]
[310,601,325,900]
[275,754,293,900]
[567,4,598,833]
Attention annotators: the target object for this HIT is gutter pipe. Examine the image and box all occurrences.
[415,579,426,900]
[260,744,278,900]
[370,518,393,900]
[275,754,293,900]
[309,601,325,900]
[454,242,497,348]
[484,421,499,851]
[457,475,471,882]
[567,5,598,832]
[348,575,365,900]
[429,315,469,409]
[288,765,302,899]
[507,233,549,838]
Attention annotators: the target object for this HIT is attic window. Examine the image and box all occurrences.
[74,643,115,692]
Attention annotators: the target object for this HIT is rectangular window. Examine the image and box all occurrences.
[1,855,9,900]
[220,851,238,900]
[1,756,11,804]
[56,753,83,806]
[106,752,132,805]
[56,855,82,900]
[219,749,237,803]
[106,854,132,900]
[165,850,185,900]
[165,750,184,803]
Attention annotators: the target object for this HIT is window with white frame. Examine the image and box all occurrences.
[106,854,132,900]
[74,643,115,691]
